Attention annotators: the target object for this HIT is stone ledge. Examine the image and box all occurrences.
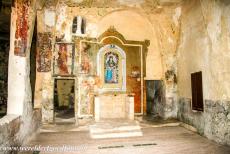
[0,114,21,146]
[0,109,42,148]
[180,122,198,133]
[0,114,20,126]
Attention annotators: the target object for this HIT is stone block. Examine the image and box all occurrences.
[94,94,134,121]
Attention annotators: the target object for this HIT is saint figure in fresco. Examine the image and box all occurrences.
[105,53,118,83]
[57,44,69,75]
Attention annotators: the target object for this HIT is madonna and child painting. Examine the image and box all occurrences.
[104,52,119,84]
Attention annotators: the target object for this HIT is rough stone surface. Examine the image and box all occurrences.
[0,115,20,147]
[178,98,230,145]
[204,100,230,145]
[177,98,205,134]
[146,80,177,119]
[0,42,9,117]
[0,110,41,153]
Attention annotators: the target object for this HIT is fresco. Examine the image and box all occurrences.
[80,41,100,75]
[80,42,91,74]
[37,32,52,72]
[77,41,102,115]
[14,0,29,56]
[79,77,95,115]
[53,43,75,76]
[104,52,119,84]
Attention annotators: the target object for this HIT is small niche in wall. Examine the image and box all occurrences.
[72,16,86,36]
[191,71,204,111]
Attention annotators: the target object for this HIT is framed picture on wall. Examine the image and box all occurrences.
[53,43,75,76]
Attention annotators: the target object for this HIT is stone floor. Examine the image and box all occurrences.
[20,119,230,154]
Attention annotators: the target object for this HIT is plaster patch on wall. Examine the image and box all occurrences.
[86,23,98,38]
[70,0,84,3]
[44,9,56,27]
[41,73,54,123]
[56,4,71,41]
[118,0,144,6]
[168,37,173,44]
[173,7,181,27]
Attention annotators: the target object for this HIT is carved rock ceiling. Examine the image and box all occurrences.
[58,0,183,8]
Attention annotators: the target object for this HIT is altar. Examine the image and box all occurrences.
[94,94,134,122]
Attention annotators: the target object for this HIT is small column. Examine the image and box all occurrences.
[76,16,82,35]
[126,94,134,121]
[128,96,135,120]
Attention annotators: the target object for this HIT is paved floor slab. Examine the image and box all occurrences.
[22,125,230,154]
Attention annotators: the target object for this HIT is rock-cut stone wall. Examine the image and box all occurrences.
[177,0,230,146]
[146,80,177,119]
[0,110,41,153]
[178,98,230,145]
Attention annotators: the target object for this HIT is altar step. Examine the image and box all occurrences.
[89,120,143,139]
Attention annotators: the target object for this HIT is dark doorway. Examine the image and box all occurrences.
[146,80,156,116]
[0,41,9,118]
[0,2,11,118]
[30,18,37,107]
[146,80,164,117]
[54,79,75,124]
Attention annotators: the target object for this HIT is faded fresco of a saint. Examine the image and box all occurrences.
[57,44,69,74]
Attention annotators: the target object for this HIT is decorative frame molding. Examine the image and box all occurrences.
[97,44,126,92]
[53,42,75,77]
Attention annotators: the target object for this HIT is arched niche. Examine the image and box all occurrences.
[97,44,126,92]
[97,9,163,80]
[97,27,149,114]
[75,27,150,116]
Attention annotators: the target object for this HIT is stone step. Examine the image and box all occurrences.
[90,130,143,139]
[89,120,143,139]
[90,125,141,134]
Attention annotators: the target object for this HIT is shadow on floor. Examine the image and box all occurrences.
[139,115,179,125]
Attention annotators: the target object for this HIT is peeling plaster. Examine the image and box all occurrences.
[173,7,181,27]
